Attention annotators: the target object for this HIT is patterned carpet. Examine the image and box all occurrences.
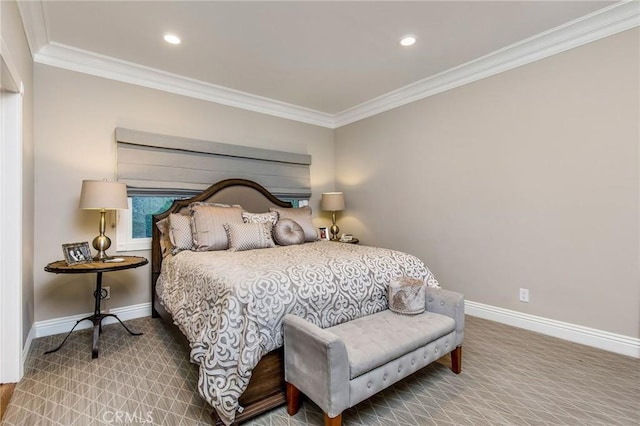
[2,315,638,425]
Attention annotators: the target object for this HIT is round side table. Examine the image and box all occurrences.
[43,256,148,359]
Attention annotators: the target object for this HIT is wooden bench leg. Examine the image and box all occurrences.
[288,382,342,425]
[324,413,342,426]
[286,382,301,416]
[451,346,462,374]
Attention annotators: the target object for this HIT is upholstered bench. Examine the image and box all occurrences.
[283,288,464,426]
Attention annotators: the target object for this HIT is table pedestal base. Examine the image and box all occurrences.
[44,312,142,359]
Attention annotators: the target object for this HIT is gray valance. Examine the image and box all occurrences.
[115,128,312,197]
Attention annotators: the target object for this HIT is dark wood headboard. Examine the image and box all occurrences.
[150,178,292,318]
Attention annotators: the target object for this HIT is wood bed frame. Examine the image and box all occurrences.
[151,178,293,424]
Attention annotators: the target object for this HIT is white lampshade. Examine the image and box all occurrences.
[321,192,345,212]
[79,180,128,210]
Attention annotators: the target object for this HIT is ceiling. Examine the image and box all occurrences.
[20,1,634,126]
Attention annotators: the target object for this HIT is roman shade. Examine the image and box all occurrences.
[116,128,312,197]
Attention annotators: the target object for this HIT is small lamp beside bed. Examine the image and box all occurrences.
[79,180,128,260]
[321,192,345,241]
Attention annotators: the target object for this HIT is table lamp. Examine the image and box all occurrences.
[321,192,345,241]
[79,180,128,260]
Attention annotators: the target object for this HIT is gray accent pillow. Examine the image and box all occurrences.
[388,277,426,315]
[270,206,317,242]
[273,218,305,246]
[223,222,275,252]
[190,204,244,251]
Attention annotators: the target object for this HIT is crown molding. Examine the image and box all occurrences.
[18,1,639,129]
[34,42,335,128]
[15,0,49,57]
[333,0,640,127]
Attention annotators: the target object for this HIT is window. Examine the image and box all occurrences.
[116,193,195,251]
[281,198,306,208]
[131,196,181,238]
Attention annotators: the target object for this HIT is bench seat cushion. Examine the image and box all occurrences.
[327,310,455,379]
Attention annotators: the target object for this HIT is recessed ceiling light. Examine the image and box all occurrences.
[164,34,181,45]
[400,35,416,47]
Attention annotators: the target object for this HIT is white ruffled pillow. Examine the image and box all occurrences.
[242,211,278,226]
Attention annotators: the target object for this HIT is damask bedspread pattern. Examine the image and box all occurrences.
[157,241,439,425]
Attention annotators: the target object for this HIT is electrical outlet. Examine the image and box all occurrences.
[102,286,111,300]
[519,288,529,303]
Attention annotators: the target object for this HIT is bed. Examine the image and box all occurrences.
[151,179,439,425]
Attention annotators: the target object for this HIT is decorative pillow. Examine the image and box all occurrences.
[155,217,174,257]
[272,218,305,246]
[270,206,317,242]
[168,213,193,254]
[190,204,244,251]
[223,222,275,252]
[242,211,278,226]
[388,277,426,315]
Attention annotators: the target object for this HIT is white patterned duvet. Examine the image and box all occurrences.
[157,241,439,425]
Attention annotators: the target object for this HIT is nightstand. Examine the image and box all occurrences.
[43,256,148,359]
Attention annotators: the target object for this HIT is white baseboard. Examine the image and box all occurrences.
[21,303,151,367]
[32,302,151,339]
[24,300,639,362]
[465,300,640,359]
[21,326,35,369]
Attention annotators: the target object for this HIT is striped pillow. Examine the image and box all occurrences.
[190,204,244,251]
[223,222,275,252]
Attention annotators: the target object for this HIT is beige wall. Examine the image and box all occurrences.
[34,65,335,321]
[335,29,639,338]
[27,21,640,342]
[1,0,35,345]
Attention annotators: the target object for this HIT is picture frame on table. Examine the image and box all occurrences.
[318,227,329,241]
[62,241,93,265]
